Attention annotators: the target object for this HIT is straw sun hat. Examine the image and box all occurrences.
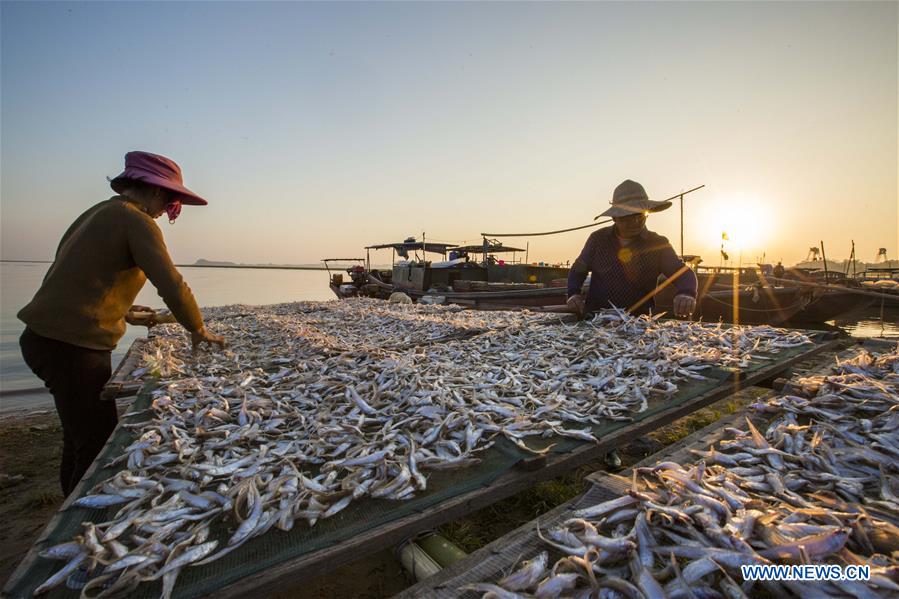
[595,179,672,220]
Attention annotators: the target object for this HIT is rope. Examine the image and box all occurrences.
[481,185,705,238]
[481,219,612,238]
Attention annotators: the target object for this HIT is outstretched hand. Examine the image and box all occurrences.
[191,327,226,354]
[673,294,696,318]
[126,306,157,327]
[566,294,586,320]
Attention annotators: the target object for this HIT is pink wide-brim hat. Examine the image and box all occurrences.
[110,151,207,206]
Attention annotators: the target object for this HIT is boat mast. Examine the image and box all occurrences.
[661,184,705,258]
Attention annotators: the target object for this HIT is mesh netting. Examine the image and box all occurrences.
[6,330,820,599]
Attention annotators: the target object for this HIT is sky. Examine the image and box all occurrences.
[1,1,897,268]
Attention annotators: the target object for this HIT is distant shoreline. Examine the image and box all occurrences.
[181,263,329,271]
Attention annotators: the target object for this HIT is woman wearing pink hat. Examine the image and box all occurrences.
[18,151,225,496]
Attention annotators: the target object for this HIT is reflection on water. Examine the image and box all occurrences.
[829,304,899,339]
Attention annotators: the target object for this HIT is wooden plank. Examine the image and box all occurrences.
[101,338,150,401]
[393,477,636,598]
[588,407,758,486]
[395,499,580,598]
[858,337,898,351]
[210,337,840,598]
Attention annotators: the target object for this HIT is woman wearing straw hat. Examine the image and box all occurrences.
[567,180,697,471]
[566,179,698,319]
[18,151,225,496]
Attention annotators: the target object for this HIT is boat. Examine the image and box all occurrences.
[324,238,877,324]
[775,264,890,317]
[653,279,812,325]
[687,260,876,323]
[322,258,369,299]
[855,265,899,307]
[324,237,574,308]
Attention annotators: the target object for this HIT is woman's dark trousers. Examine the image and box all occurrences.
[19,328,117,497]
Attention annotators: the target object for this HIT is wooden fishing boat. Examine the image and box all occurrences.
[404,285,568,308]
[326,259,806,324]
[323,237,571,306]
[655,283,812,325]
[788,289,874,323]
[325,242,880,325]
[856,267,899,307]
[690,266,873,324]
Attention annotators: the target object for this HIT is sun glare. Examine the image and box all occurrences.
[706,194,769,261]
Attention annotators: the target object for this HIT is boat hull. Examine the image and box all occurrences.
[405,286,567,308]
[328,265,866,326]
[654,285,811,325]
[787,290,875,323]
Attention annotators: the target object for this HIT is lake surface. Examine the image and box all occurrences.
[1,261,897,414]
[1,262,334,414]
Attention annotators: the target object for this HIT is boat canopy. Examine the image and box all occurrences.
[449,242,526,254]
[365,238,455,258]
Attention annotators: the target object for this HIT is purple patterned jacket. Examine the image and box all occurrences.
[567,226,697,315]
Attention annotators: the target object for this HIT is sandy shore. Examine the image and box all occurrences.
[0,411,66,584]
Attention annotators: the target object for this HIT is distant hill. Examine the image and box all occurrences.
[192,258,321,268]
[185,258,324,269]
[194,258,237,266]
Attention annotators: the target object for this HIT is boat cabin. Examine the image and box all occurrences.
[355,237,568,294]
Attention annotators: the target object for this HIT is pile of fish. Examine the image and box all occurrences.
[464,345,899,598]
[252,299,536,352]
[34,299,812,597]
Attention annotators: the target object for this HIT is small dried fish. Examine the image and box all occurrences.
[34,299,815,597]
[466,345,899,598]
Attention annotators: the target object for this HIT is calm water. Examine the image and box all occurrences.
[1,261,897,414]
[1,262,334,414]
[828,302,899,339]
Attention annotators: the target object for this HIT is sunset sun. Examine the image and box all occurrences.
[706,194,770,261]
